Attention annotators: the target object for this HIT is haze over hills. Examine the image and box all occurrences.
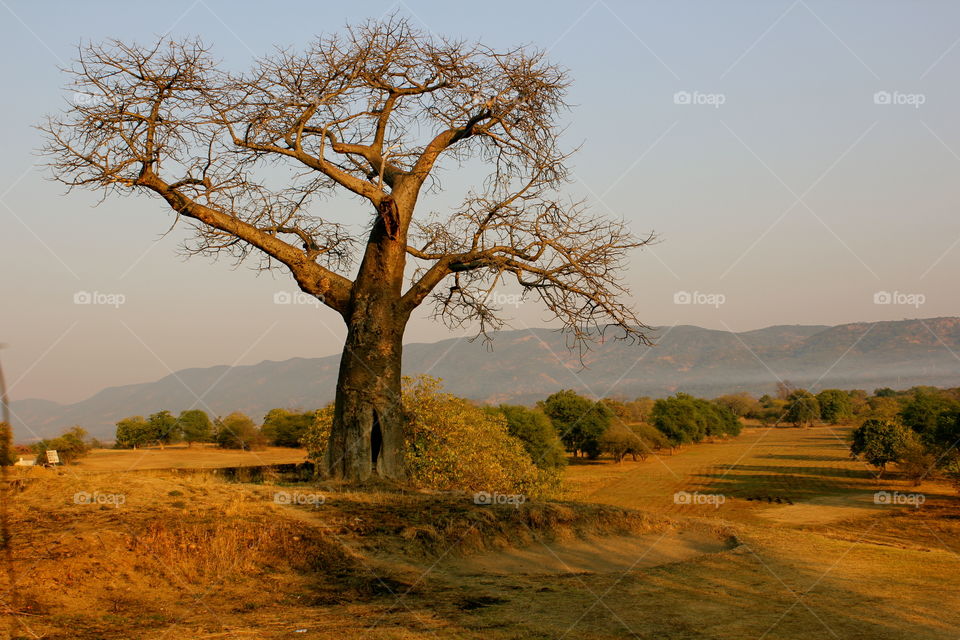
[10,317,960,441]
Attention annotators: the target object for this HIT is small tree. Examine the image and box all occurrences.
[651,393,704,445]
[599,424,645,463]
[850,419,911,474]
[897,436,938,486]
[714,392,758,418]
[541,390,611,459]
[630,422,671,453]
[147,410,180,449]
[754,395,787,426]
[215,412,266,450]
[489,405,566,470]
[864,396,903,424]
[785,390,819,427]
[115,416,150,449]
[816,389,854,425]
[177,409,213,447]
[900,389,959,443]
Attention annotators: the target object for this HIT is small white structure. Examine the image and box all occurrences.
[13,457,35,466]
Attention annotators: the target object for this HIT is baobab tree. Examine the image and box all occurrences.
[43,18,652,482]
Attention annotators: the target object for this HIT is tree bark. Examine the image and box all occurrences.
[324,199,411,482]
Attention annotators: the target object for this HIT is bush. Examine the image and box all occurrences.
[599,425,646,462]
[898,437,938,486]
[301,404,333,460]
[489,405,566,470]
[215,412,267,450]
[306,378,554,496]
[630,422,671,452]
[31,426,92,464]
[261,408,316,448]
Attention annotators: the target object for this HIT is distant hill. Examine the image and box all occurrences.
[10,317,960,441]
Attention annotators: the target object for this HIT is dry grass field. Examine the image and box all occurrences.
[4,426,959,639]
[72,445,309,471]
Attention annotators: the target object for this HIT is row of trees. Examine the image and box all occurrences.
[847,387,960,488]
[110,388,745,464]
[114,408,317,451]
[488,389,742,466]
[710,383,960,428]
[300,378,743,493]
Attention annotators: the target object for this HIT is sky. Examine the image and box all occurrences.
[1,0,959,404]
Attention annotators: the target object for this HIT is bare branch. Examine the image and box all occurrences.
[41,16,651,350]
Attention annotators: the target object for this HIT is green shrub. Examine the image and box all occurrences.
[305,378,555,496]
[488,404,567,470]
[599,424,646,462]
[31,426,92,464]
[629,422,671,452]
[215,412,267,450]
[651,393,742,445]
[262,408,316,448]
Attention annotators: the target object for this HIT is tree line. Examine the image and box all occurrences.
[843,386,960,490]
[113,408,317,451]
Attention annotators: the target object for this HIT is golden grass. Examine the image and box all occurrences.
[71,445,308,471]
[3,426,959,639]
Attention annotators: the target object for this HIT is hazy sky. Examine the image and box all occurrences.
[1,0,959,403]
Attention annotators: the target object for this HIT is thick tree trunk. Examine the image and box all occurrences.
[324,312,406,481]
[324,197,411,482]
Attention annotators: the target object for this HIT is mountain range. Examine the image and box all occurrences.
[10,316,960,441]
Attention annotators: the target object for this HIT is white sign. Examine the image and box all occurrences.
[46,450,60,464]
